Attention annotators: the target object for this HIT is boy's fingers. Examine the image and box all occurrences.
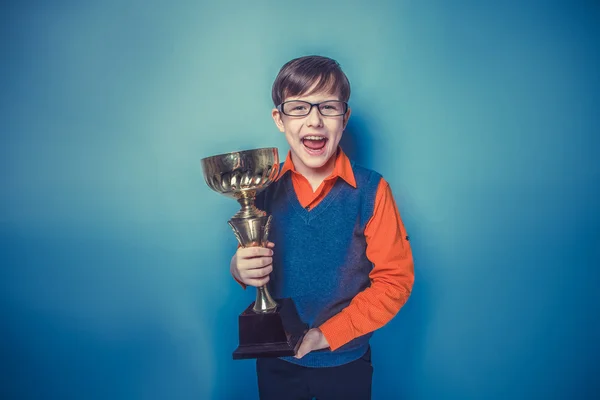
[295,337,311,359]
[294,329,328,359]
[243,265,273,278]
[266,242,275,248]
[241,257,272,270]
[240,247,273,258]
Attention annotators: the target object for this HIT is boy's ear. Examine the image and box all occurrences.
[343,107,352,130]
[272,108,285,133]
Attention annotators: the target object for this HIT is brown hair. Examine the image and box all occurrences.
[271,55,351,106]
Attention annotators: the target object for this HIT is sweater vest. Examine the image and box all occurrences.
[255,163,381,367]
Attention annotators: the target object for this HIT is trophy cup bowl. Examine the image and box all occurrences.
[201,147,307,359]
[201,147,279,202]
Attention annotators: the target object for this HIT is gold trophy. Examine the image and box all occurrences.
[201,147,306,359]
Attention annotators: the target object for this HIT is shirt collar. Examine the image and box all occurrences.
[276,147,357,188]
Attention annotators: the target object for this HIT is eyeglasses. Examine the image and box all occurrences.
[278,100,348,117]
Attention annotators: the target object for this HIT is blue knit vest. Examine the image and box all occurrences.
[256,162,382,368]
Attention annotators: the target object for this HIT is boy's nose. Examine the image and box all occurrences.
[306,105,323,127]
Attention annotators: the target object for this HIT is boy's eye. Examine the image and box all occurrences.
[321,103,341,112]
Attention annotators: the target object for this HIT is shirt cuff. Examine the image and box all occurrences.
[318,312,355,351]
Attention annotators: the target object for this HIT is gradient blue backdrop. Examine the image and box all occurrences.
[1,1,599,399]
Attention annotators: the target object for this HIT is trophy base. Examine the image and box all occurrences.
[233,297,308,360]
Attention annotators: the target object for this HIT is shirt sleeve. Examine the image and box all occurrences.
[318,178,415,351]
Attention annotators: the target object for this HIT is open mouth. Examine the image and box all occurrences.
[302,136,328,153]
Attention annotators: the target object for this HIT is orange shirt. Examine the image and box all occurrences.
[278,148,414,351]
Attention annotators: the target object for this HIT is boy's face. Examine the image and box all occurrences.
[272,89,351,175]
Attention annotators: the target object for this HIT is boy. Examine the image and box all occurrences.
[230,55,414,399]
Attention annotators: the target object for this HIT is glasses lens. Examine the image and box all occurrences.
[281,100,347,116]
[318,101,346,116]
[282,101,311,116]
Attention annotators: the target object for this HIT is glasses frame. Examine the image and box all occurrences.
[277,100,349,117]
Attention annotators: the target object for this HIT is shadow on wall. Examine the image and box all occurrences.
[342,112,433,398]
[340,113,374,167]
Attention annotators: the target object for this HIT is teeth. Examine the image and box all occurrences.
[304,136,326,141]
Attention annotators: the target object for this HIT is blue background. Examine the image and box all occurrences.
[1,1,599,399]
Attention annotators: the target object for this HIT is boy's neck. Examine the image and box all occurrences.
[291,152,337,192]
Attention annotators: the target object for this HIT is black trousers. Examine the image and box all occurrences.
[256,347,373,400]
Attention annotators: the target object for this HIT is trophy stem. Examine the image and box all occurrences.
[254,285,278,313]
[234,191,264,219]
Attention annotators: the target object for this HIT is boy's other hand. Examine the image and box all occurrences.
[230,242,275,287]
[294,328,330,359]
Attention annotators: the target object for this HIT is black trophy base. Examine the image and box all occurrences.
[233,297,307,360]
